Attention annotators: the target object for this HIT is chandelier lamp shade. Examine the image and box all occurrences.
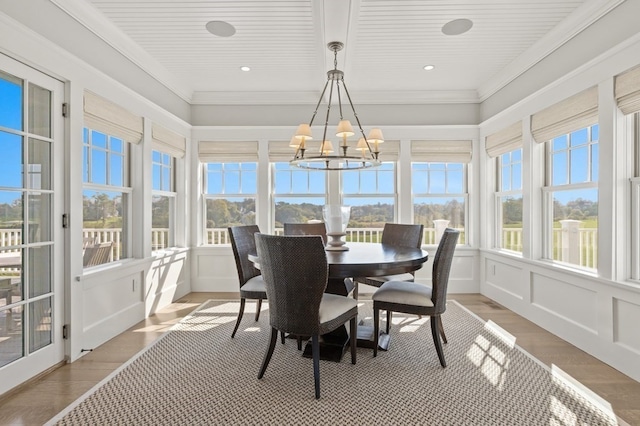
[290,41,383,171]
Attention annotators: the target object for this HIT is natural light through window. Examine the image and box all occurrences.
[204,162,257,244]
[412,162,467,245]
[82,128,130,266]
[544,125,599,269]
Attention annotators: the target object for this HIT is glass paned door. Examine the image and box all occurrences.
[0,55,64,394]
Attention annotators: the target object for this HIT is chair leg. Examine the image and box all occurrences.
[255,299,263,321]
[297,336,302,351]
[386,310,392,334]
[373,305,380,357]
[431,315,447,368]
[438,316,448,344]
[280,331,286,344]
[231,298,246,338]
[350,317,357,365]
[353,281,359,300]
[258,328,279,379]
[312,335,320,399]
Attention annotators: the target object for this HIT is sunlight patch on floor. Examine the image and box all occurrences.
[467,334,510,390]
[550,364,617,424]
[200,302,243,314]
[156,303,201,314]
[133,324,172,333]
[484,320,516,348]
[399,316,428,332]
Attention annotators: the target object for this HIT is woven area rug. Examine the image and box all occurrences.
[47,300,619,425]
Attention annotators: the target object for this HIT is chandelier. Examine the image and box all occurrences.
[290,41,383,171]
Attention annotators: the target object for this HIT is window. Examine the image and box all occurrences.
[631,113,640,280]
[151,150,175,251]
[82,128,130,265]
[412,162,466,245]
[496,149,523,252]
[272,162,326,233]
[616,66,640,280]
[544,125,599,269]
[341,162,395,242]
[204,162,257,244]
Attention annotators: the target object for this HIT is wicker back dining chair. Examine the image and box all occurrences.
[352,223,424,298]
[372,228,459,367]
[255,234,358,399]
[228,225,267,338]
[283,222,328,245]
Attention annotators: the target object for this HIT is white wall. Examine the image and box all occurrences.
[478,33,640,382]
[0,11,192,367]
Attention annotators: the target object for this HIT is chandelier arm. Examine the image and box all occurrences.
[320,78,336,153]
[309,78,331,127]
[290,41,382,171]
[340,79,377,158]
[337,80,344,120]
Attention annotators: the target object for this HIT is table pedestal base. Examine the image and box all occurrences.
[355,324,390,351]
[301,324,390,362]
[301,326,350,362]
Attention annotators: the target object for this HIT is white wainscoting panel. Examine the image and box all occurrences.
[414,249,479,293]
[192,247,239,292]
[147,249,190,316]
[530,272,598,333]
[613,298,640,354]
[481,250,640,382]
[484,257,525,300]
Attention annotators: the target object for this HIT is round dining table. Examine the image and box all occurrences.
[250,241,429,361]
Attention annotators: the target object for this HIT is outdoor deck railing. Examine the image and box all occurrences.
[0,225,598,270]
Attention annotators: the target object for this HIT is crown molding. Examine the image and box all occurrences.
[49,0,193,103]
[478,0,626,101]
[191,89,480,106]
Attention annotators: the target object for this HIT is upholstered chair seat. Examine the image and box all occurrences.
[372,228,460,367]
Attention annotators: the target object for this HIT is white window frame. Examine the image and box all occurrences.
[411,162,468,245]
[202,161,258,245]
[340,162,397,234]
[271,162,327,234]
[151,149,176,251]
[542,125,599,270]
[495,148,523,253]
[82,127,132,265]
[631,113,640,280]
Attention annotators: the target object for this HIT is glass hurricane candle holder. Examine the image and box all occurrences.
[323,205,351,251]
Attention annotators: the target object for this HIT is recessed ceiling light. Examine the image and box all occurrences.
[423,65,435,71]
[205,20,236,37]
[442,18,473,36]
[240,66,251,72]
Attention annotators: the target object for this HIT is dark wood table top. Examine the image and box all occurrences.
[249,242,429,279]
[324,242,429,278]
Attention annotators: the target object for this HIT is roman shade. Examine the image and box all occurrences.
[531,87,598,143]
[485,122,522,158]
[268,140,295,162]
[83,91,143,144]
[198,141,259,162]
[410,140,473,163]
[376,140,399,162]
[615,65,640,115]
[152,123,186,158]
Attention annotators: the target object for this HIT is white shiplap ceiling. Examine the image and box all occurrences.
[59,0,622,104]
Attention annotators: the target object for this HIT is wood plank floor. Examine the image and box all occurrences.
[0,293,638,425]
